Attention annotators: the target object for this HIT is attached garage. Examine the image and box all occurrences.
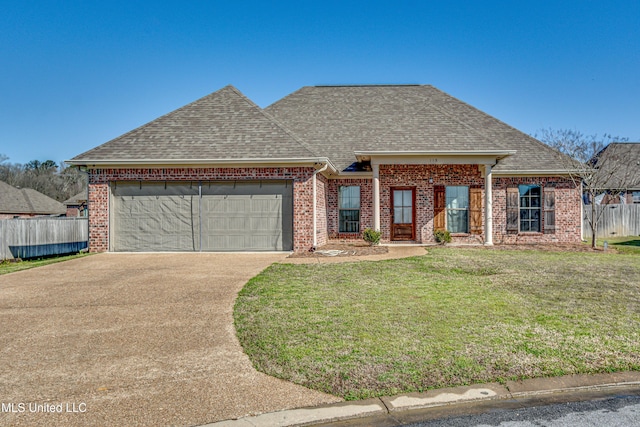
[111,181,293,252]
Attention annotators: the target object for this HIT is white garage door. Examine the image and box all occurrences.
[111,181,293,252]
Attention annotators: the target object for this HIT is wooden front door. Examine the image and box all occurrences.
[391,187,415,241]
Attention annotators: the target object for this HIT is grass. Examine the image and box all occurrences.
[0,253,91,275]
[234,247,640,400]
[584,236,640,254]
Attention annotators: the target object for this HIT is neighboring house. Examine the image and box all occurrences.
[588,143,640,204]
[0,181,66,218]
[68,85,582,253]
[63,192,88,217]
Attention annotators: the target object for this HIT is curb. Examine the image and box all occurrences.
[202,371,640,427]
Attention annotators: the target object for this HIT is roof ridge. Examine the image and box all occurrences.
[313,84,424,87]
[71,85,239,161]
[20,188,36,213]
[368,87,497,148]
[229,86,322,158]
[264,86,307,110]
[427,86,566,158]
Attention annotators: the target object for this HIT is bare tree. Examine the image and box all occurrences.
[535,129,636,248]
[0,156,87,202]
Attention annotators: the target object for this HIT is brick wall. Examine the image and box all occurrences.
[87,166,582,252]
[315,174,328,247]
[380,164,485,244]
[325,165,582,245]
[493,176,581,244]
[327,178,373,240]
[87,167,317,253]
[88,182,109,252]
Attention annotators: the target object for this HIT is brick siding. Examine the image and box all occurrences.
[327,178,373,240]
[493,176,581,244]
[87,167,317,253]
[326,165,581,245]
[315,174,328,247]
[87,165,582,253]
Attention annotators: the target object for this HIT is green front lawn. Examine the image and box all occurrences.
[0,253,91,275]
[584,236,640,254]
[234,248,640,400]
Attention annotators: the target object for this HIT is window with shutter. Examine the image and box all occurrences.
[519,185,541,232]
[506,187,519,232]
[446,186,469,233]
[543,188,556,234]
[434,186,445,231]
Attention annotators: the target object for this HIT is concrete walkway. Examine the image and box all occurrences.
[205,371,640,426]
[0,253,340,427]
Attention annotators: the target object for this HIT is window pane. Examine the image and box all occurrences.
[531,218,540,232]
[403,207,412,224]
[339,209,360,232]
[403,190,412,206]
[447,210,468,233]
[531,196,540,208]
[394,207,403,224]
[446,186,469,209]
[393,191,403,207]
[339,186,360,209]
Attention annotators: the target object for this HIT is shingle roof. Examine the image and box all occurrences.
[0,181,66,215]
[265,85,568,172]
[71,84,570,174]
[591,142,640,190]
[70,85,318,162]
[63,191,87,206]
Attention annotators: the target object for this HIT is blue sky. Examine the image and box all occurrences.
[1,1,639,165]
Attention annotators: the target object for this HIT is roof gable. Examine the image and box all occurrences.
[71,85,318,163]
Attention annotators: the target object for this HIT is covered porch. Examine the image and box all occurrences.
[354,150,515,245]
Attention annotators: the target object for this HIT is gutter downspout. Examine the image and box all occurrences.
[312,163,329,249]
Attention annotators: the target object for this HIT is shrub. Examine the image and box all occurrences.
[362,228,382,246]
[434,229,451,244]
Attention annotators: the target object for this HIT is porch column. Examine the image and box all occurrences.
[484,164,493,245]
[373,163,380,231]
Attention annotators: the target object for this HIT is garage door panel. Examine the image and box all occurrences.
[112,183,198,252]
[112,180,292,252]
[200,181,292,251]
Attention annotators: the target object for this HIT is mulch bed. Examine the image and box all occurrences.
[288,242,611,258]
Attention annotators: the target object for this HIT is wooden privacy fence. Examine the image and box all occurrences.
[583,204,640,239]
[0,218,88,260]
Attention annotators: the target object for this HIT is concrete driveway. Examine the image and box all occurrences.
[0,253,340,426]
